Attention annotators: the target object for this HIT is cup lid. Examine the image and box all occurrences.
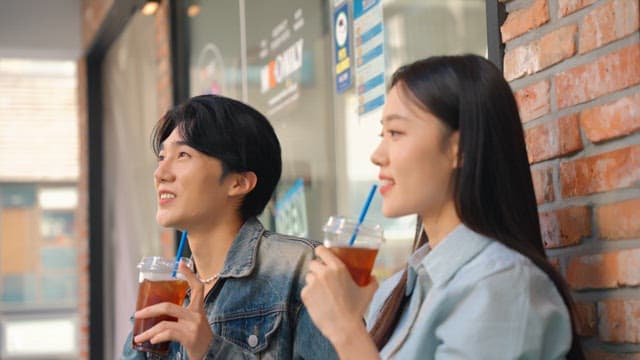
[322,216,383,238]
[137,256,192,272]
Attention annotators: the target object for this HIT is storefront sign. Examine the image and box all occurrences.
[354,0,385,115]
[255,8,307,116]
[333,2,352,93]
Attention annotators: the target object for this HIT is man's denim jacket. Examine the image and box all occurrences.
[121,218,337,359]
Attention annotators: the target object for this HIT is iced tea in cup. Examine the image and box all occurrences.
[132,256,193,354]
[323,216,384,286]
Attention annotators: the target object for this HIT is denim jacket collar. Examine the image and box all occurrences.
[218,217,263,279]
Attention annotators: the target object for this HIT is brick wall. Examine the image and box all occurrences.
[81,0,115,50]
[76,57,89,360]
[78,0,174,357]
[501,0,640,357]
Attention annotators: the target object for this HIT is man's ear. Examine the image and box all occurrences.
[228,171,258,197]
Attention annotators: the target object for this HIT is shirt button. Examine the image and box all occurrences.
[247,334,259,348]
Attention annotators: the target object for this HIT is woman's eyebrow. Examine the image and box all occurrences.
[381,114,410,124]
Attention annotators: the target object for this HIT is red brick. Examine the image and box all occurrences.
[525,114,583,164]
[501,0,550,42]
[539,206,591,248]
[575,301,598,336]
[560,145,640,197]
[580,0,640,54]
[597,198,640,240]
[566,248,640,289]
[580,92,640,143]
[555,44,640,108]
[599,299,640,343]
[514,80,551,122]
[504,25,577,81]
[558,0,598,17]
[531,165,555,204]
[585,349,640,359]
[539,24,578,69]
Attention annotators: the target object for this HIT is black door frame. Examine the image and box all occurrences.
[86,1,144,358]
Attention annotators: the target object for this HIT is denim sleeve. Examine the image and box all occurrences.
[292,305,338,360]
[120,331,150,360]
[121,330,260,360]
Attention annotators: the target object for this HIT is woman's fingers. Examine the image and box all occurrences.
[314,246,345,269]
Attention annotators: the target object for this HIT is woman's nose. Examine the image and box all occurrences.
[370,141,387,167]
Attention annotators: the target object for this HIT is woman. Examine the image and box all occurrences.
[301,55,584,359]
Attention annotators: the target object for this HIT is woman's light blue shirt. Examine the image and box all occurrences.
[366,224,571,359]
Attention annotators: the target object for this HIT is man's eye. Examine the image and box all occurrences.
[157,154,165,161]
[178,152,190,158]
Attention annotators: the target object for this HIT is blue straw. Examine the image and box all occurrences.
[349,184,378,246]
[172,231,188,277]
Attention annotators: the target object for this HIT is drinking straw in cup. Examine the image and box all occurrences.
[323,184,383,286]
[171,230,188,277]
[349,184,378,245]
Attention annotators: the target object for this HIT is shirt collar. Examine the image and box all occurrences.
[405,244,431,296]
[217,217,262,278]
[410,223,491,287]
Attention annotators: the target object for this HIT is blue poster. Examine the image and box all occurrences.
[274,178,309,238]
[353,0,385,115]
[333,2,352,93]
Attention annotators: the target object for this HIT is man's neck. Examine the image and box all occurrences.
[186,213,245,280]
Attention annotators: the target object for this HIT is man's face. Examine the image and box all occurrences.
[153,128,237,230]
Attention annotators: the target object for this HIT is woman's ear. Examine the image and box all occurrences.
[449,131,460,169]
[228,171,258,197]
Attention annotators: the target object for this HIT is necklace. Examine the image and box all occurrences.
[197,273,219,284]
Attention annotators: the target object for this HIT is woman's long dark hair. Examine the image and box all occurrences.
[369,55,584,358]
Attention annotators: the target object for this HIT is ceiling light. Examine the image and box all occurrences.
[141,0,160,16]
[187,3,201,17]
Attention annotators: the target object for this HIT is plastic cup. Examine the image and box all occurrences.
[132,256,193,355]
[323,216,384,286]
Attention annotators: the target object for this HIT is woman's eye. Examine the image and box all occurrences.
[178,151,190,158]
[387,130,401,137]
[157,154,165,161]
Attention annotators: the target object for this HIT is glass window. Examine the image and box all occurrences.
[0,58,80,358]
[332,0,488,277]
[187,0,488,280]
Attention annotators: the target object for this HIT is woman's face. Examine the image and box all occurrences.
[371,85,459,220]
[153,128,236,229]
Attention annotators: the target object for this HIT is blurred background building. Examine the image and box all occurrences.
[0,0,637,359]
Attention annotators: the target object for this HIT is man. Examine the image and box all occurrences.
[122,95,336,359]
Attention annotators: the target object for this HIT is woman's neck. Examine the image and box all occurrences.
[185,213,245,280]
[421,200,461,248]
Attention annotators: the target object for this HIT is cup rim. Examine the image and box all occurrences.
[322,215,384,247]
[137,256,193,271]
[323,215,383,234]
